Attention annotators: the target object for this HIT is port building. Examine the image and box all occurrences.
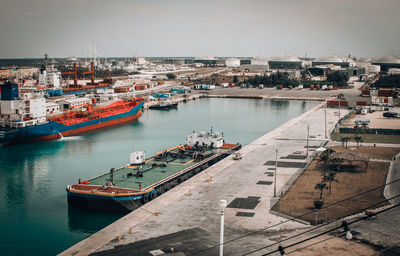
[225,58,240,67]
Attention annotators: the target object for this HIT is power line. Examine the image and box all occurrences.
[370,243,400,256]
[285,234,336,255]
[248,199,400,256]
[190,178,400,255]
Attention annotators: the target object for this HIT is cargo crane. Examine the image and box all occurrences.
[61,63,78,87]
[82,62,95,85]
[103,69,113,84]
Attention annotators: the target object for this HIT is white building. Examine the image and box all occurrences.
[371,96,394,107]
[57,97,91,110]
[136,57,147,65]
[45,102,60,115]
[225,58,240,67]
[366,65,381,74]
[251,56,269,66]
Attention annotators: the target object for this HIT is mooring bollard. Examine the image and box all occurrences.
[117,235,121,242]
[129,227,133,234]
[208,177,213,182]
[188,189,192,195]
[155,211,160,216]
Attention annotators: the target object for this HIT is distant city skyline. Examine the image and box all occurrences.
[0,0,399,59]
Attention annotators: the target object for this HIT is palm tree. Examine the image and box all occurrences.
[353,124,361,138]
[341,137,350,148]
[315,182,328,200]
[323,171,339,195]
[331,157,344,172]
[361,123,369,140]
[354,136,363,148]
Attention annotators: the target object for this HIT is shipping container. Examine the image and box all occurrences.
[114,87,130,93]
[135,85,146,90]
[378,89,395,97]
[361,89,370,97]
[327,100,348,107]
[356,101,368,106]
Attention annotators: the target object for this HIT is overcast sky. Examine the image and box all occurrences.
[0,0,399,59]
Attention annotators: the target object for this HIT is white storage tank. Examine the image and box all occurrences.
[389,68,400,75]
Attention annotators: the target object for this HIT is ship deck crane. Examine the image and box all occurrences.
[61,63,78,87]
[82,62,95,85]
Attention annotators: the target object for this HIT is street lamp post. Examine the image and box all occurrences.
[338,95,341,121]
[306,125,309,157]
[324,109,327,139]
[274,146,278,197]
[219,199,227,256]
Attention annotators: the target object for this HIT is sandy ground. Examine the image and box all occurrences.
[342,111,400,129]
[272,146,400,224]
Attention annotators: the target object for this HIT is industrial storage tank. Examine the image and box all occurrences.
[225,58,240,67]
[268,54,302,69]
[312,54,347,67]
[371,56,400,72]
[389,68,400,75]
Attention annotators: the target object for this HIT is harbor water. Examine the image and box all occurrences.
[0,98,318,255]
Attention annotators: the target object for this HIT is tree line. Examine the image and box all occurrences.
[373,74,400,88]
[241,70,349,88]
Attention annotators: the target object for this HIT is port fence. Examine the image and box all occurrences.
[339,127,400,135]
[364,229,400,247]
[330,110,353,139]
[269,140,328,211]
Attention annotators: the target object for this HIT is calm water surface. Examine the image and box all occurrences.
[0,98,318,255]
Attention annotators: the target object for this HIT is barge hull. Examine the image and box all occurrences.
[67,144,241,212]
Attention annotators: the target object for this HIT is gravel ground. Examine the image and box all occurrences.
[207,83,365,106]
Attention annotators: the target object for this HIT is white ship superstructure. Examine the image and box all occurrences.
[0,82,47,128]
[38,64,61,89]
[186,128,224,148]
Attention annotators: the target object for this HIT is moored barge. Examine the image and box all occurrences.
[66,130,241,212]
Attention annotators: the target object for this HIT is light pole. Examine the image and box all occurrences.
[274,146,278,197]
[338,94,341,121]
[324,109,327,139]
[219,199,227,256]
[306,125,309,157]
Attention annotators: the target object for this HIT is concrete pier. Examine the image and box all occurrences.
[60,103,348,256]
